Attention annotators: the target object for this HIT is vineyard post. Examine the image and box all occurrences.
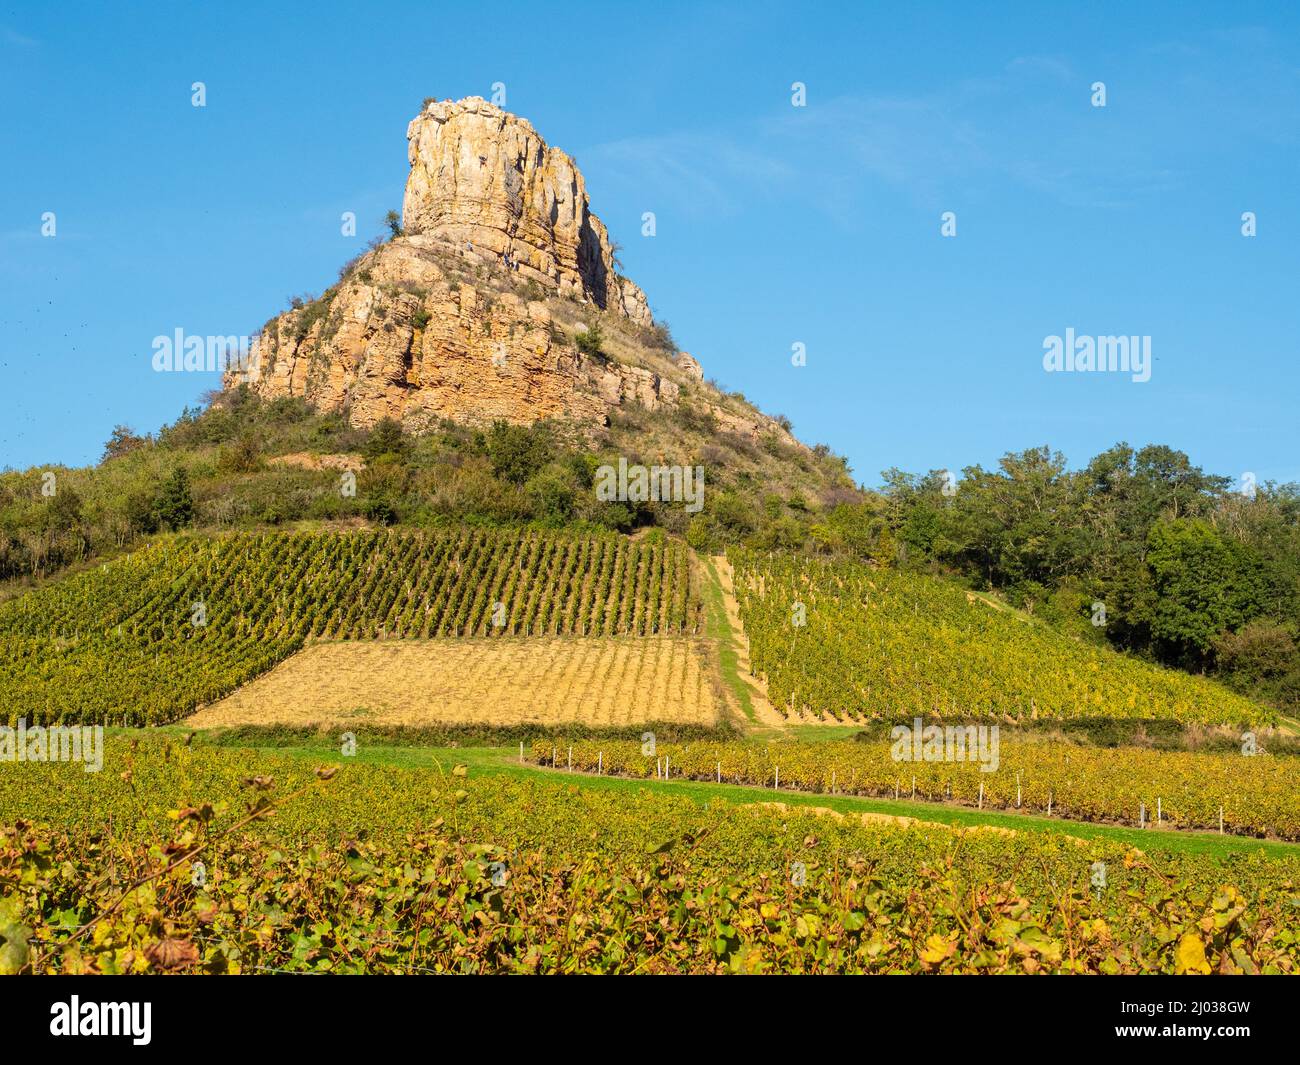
[911,776,915,800]
[665,755,670,778]
[1157,797,1162,825]
[1047,791,1053,817]
[519,741,523,764]
[894,778,899,800]
[598,751,602,775]
[552,745,557,768]
[775,766,780,790]
[1016,772,1021,808]
[567,746,572,772]
[978,781,983,810]
[716,761,720,783]
[1219,806,1224,834]
[1140,802,1145,829]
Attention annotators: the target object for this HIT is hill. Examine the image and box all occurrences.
[221,93,855,519]
[0,98,857,591]
[730,549,1270,727]
[0,529,699,726]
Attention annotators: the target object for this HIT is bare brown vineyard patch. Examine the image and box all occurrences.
[187,637,721,728]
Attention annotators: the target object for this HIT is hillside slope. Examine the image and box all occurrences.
[0,98,858,591]
[730,549,1270,727]
[0,529,699,726]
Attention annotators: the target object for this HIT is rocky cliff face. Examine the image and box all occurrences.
[404,97,651,325]
[225,97,798,450]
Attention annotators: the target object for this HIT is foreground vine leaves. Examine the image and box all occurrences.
[2,740,1297,975]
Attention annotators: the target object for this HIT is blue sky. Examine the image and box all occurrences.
[2,1,1297,489]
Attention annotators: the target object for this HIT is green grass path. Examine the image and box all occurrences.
[255,740,1299,861]
[700,555,759,725]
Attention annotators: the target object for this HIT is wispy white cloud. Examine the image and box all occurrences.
[580,131,799,218]
[1,26,37,47]
[584,28,1300,226]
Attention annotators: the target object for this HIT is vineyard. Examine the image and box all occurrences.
[188,636,721,728]
[2,738,1299,973]
[0,530,699,726]
[534,738,1300,841]
[730,549,1268,727]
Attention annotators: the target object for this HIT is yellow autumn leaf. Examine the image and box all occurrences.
[1174,932,1211,975]
[919,934,956,964]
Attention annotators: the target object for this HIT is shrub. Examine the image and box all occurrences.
[217,433,263,474]
[292,290,337,341]
[487,422,553,486]
[365,494,400,526]
[364,419,409,461]
[574,321,604,356]
[156,468,195,531]
[526,469,577,525]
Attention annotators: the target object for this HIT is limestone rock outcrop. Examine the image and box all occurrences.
[224,96,801,453]
[403,97,651,326]
[676,353,705,382]
[224,232,693,433]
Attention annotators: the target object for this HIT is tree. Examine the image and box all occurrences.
[1215,619,1295,685]
[526,469,576,525]
[364,418,408,461]
[156,468,195,531]
[124,489,160,535]
[101,425,147,464]
[384,210,403,239]
[1147,519,1262,666]
[486,422,553,486]
[47,486,81,527]
[948,447,1078,592]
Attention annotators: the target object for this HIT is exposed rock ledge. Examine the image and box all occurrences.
[224,96,800,452]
